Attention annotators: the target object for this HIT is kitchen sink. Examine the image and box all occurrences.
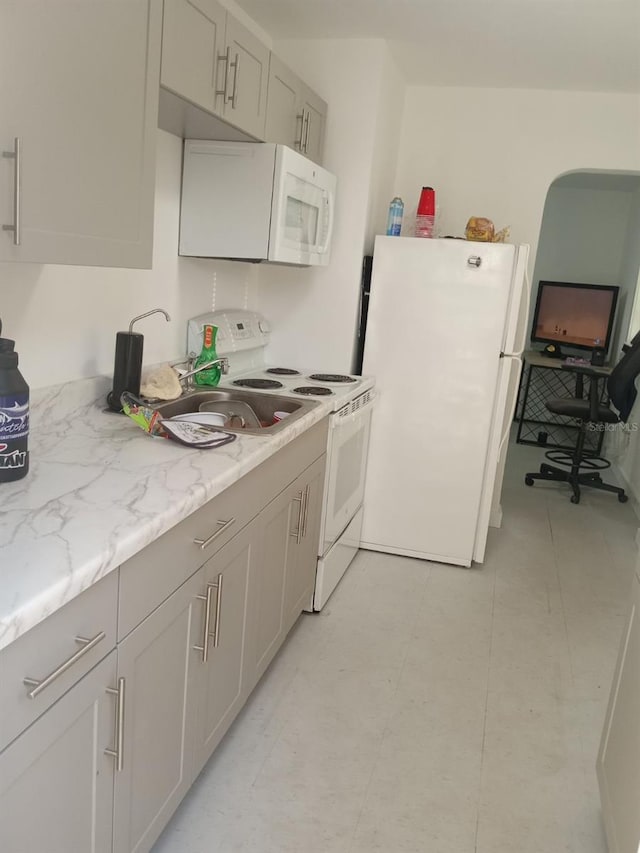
[153,390,319,436]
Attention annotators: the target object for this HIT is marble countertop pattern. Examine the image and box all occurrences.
[0,377,331,651]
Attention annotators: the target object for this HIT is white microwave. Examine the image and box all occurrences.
[179,141,336,267]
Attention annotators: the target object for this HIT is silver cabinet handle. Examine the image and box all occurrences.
[194,574,223,663]
[229,51,240,108]
[301,484,310,537]
[105,677,125,772]
[2,137,21,246]
[302,110,311,154]
[468,255,482,267]
[216,47,231,100]
[295,111,305,150]
[290,490,304,544]
[23,631,106,699]
[211,573,223,649]
[194,517,235,550]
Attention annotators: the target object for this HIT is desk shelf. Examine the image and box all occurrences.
[516,353,607,453]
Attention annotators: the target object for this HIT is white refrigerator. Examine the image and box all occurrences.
[360,236,530,566]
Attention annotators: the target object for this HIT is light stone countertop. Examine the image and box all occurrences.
[0,376,331,651]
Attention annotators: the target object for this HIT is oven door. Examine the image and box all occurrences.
[319,391,376,557]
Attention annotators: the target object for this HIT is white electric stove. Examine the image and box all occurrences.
[187,310,376,610]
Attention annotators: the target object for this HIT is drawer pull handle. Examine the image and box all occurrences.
[193,574,223,663]
[105,677,126,772]
[23,631,106,699]
[193,518,236,551]
[194,517,236,550]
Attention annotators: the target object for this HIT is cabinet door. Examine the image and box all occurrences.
[597,570,640,853]
[244,485,295,690]
[113,573,201,853]
[192,523,253,775]
[222,15,269,140]
[0,0,161,269]
[0,652,116,853]
[283,456,326,635]
[160,0,226,115]
[300,83,327,165]
[265,54,304,150]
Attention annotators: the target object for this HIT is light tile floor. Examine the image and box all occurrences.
[153,439,638,853]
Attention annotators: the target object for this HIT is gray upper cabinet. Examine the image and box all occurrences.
[299,83,327,165]
[0,652,117,853]
[0,0,161,269]
[222,14,269,140]
[159,0,268,141]
[265,54,327,164]
[160,0,226,115]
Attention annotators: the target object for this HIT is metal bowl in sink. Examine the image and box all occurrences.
[154,390,318,436]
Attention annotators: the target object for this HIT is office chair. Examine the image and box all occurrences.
[524,335,640,504]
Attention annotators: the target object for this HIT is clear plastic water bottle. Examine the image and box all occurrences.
[386,197,404,236]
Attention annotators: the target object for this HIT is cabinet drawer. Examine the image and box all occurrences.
[0,572,118,751]
[118,418,329,640]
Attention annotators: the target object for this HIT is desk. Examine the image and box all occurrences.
[516,350,612,452]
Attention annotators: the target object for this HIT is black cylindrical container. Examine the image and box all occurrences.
[106,332,144,412]
[0,337,29,483]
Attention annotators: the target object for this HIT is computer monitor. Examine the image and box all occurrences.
[531,281,619,352]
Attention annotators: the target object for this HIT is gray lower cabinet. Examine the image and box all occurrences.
[283,457,325,634]
[192,522,254,775]
[0,0,161,268]
[245,454,327,688]
[112,572,201,853]
[0,652,117,853]
[0,421,328,853]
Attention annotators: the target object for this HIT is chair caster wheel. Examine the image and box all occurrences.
[570,494,580,504]
[619,493,629,503]
[525,476,534,487]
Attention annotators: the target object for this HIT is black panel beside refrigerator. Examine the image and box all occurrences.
[354,255,373,375]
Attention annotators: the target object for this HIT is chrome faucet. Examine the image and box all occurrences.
[178,356,230,390]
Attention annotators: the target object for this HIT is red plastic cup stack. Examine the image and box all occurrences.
[415,186,435,238]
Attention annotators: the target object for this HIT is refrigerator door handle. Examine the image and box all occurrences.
[497,355,523,457]
[513,267,532,357]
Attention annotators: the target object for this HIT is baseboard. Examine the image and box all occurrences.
[489,504,503,529]
[612,461,640,522]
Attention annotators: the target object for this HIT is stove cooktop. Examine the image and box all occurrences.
[218,367,374,412]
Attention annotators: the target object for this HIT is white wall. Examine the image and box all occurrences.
[394,87,640,260]
[0,130,259,390]
[256,39,404,372]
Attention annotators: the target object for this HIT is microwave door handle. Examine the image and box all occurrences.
[317,190,334,255]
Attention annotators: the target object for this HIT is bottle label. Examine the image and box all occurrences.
[0,394,29,473]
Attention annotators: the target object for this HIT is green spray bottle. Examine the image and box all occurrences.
[193,324,222,386]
